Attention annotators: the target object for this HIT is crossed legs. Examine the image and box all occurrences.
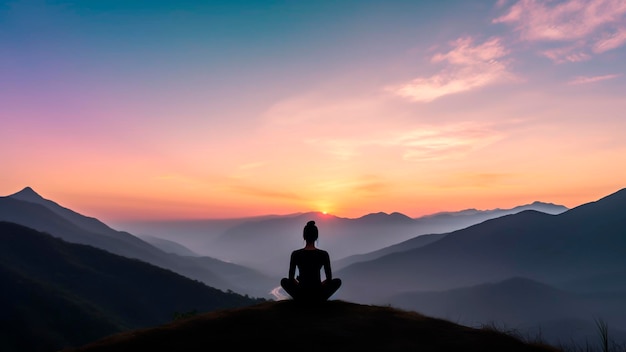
[280,278,342,302]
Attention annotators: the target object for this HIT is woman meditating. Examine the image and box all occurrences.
[280,220,342,302]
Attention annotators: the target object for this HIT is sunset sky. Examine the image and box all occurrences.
[2,0,625,222]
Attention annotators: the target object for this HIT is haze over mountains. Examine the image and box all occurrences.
[337,188,626,297]
[116,199,568,277]
[3,185,625,349]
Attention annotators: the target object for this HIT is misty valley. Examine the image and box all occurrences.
[2,186,626,351]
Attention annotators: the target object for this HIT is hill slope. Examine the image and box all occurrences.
[333,187,626,347]
[0,221,265,352]
[337,188,626,303]
[0,188,275,298]
[62,300,559,352]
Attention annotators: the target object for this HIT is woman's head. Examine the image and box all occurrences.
[303,220,318,243]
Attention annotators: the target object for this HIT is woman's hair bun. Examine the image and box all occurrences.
[303,220,319,242]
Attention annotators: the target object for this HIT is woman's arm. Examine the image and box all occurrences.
[323,251,332,280]
[288,251,297,280]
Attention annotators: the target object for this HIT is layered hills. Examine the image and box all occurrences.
[118,199,567,277]
[0,221,265,352]
[334,188,626,346]
[336,188,626,300]
[0,187,275,299]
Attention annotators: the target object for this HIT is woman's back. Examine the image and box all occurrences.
[291,248,330,287]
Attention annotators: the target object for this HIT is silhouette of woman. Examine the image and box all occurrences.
[280,220,342,302]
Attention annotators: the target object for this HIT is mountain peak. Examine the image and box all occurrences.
[357,212,414,224]
[9,186,45,201]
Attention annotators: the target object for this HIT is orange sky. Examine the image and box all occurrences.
[2,1,625,223]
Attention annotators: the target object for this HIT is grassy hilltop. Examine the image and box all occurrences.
[63,300,559,352]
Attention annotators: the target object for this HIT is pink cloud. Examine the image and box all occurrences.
[541,44,592,63]
[494,0,626,62]
[390,37,516,102]
[567,73,621,84]
[431,37,510,65]
[593,26,626,52]
[495,0,510,9]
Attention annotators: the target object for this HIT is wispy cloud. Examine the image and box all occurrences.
[494,0,626,63]
[389,37,516,102]
[593,26,626,53]
[312,122,504,162]
[567,73,621,84]
[541,44,592,64]
[392,123,504,162]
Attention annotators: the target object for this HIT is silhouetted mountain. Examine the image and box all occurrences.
[358,211,416,224]
[10,186,124,238]
[335,187,626,347]
[61,300,558,352]
[0,221,264,352]
[0,187,276,298]
[337,188,626,302]
[417,201,567,231]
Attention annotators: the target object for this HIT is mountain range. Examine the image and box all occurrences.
[3,185,624,350]
[337,188,626,299]
[116,199,568,277]
[333,187,626,346]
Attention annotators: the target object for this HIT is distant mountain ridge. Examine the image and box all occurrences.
[118,201,567,276]
[424,201,566,218]
[337,196,626,300]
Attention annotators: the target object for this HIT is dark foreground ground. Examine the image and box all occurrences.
[63,300,560,352]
